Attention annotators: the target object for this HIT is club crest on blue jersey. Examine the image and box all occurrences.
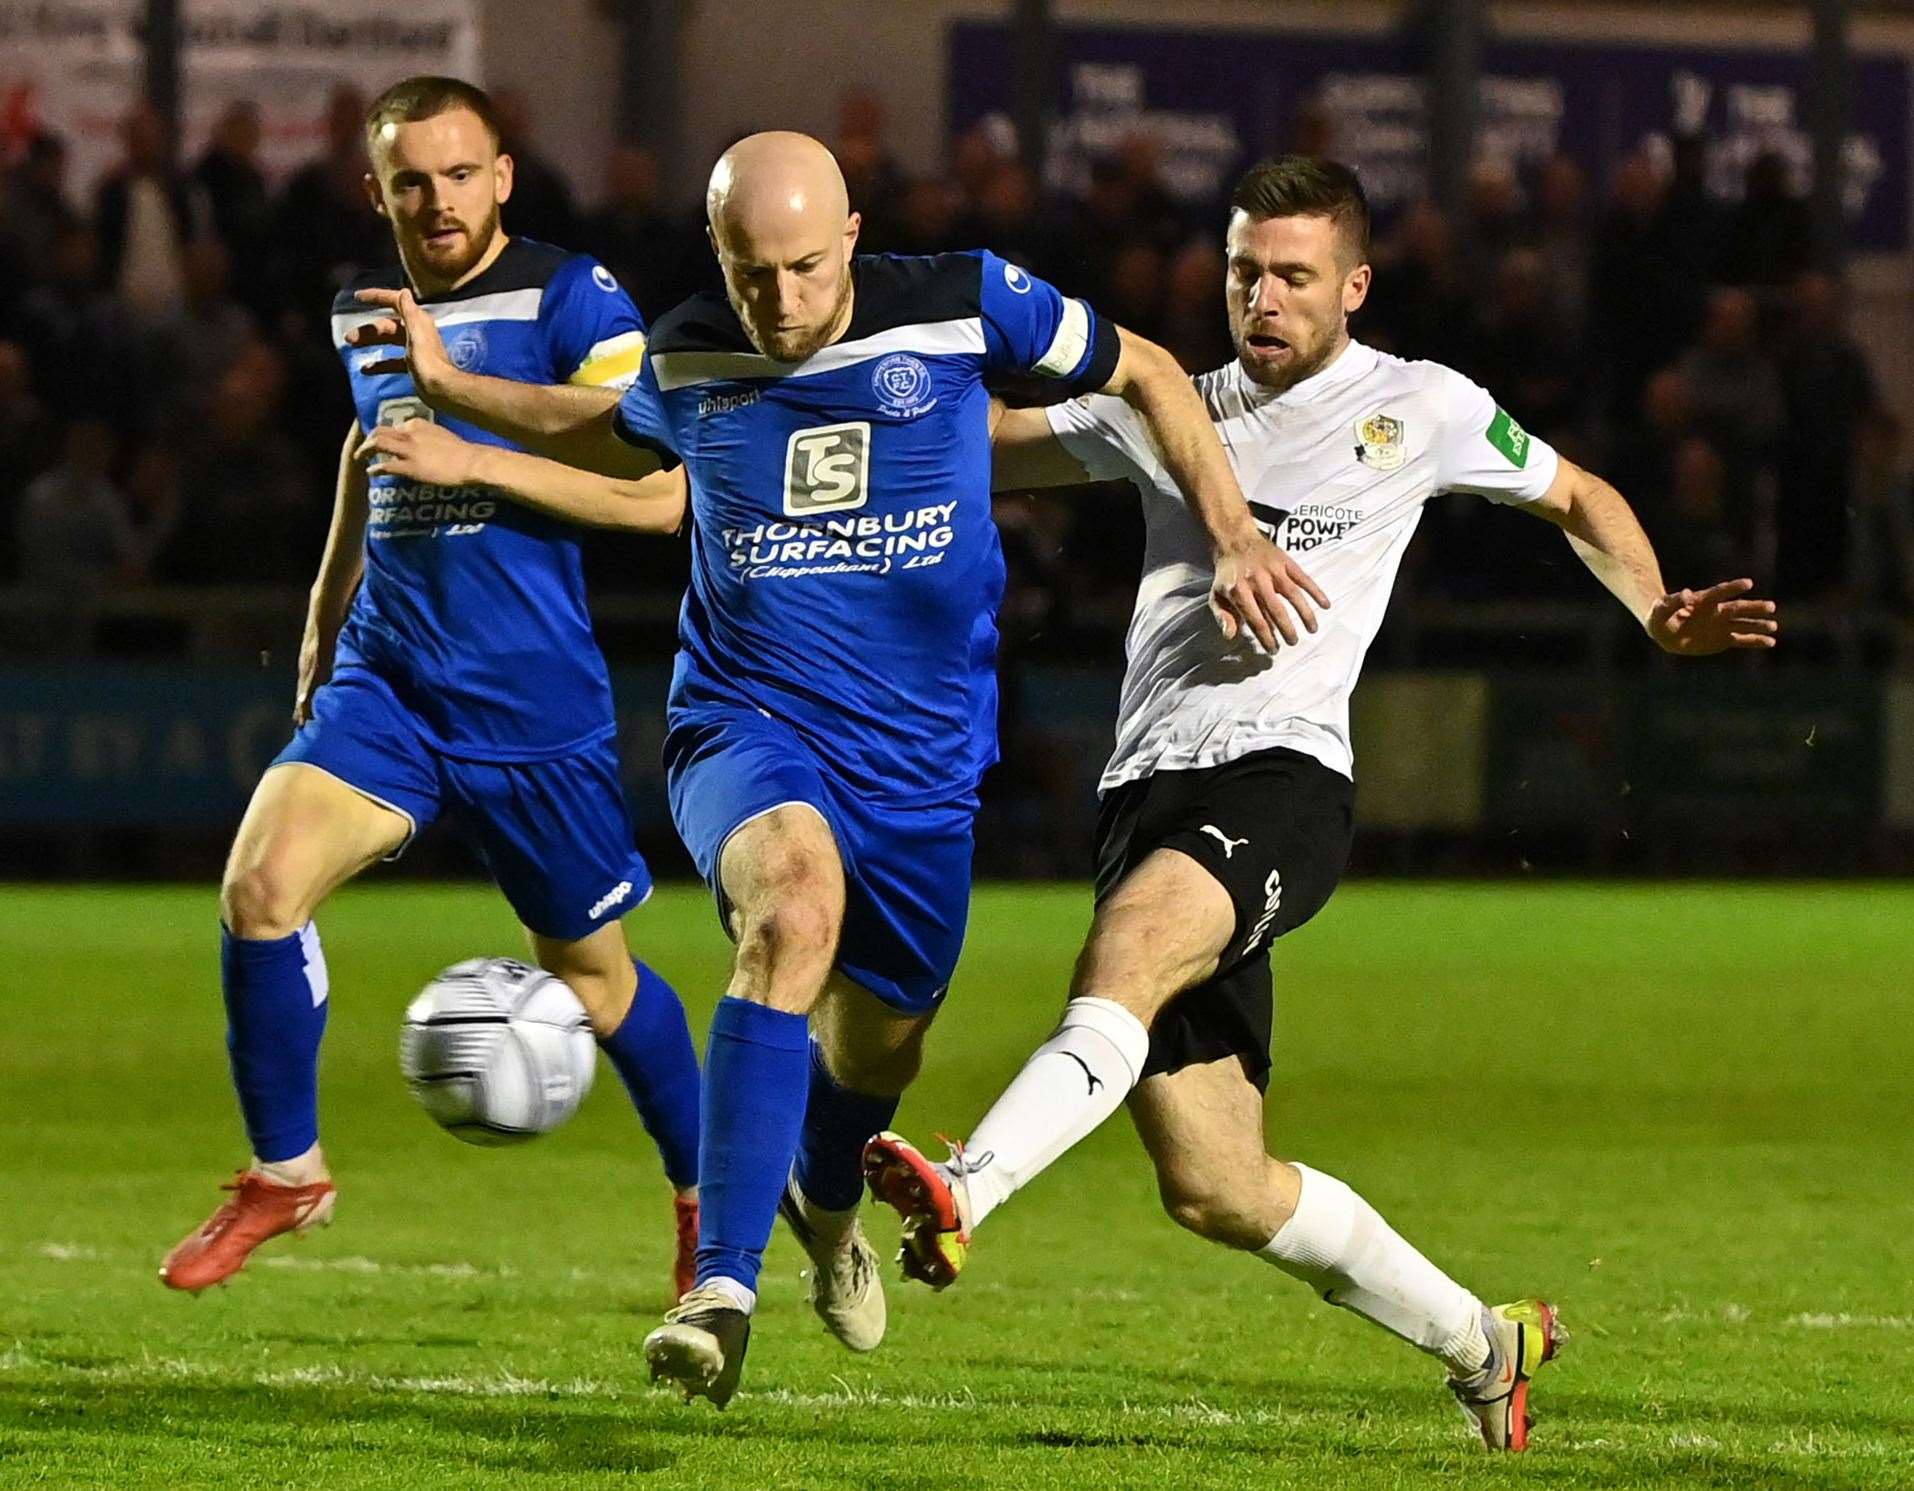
[871,352,936,418]
[448,330,486,371]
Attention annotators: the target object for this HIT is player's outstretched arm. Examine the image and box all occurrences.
[346,287,653,479]
[296,420,373,725]
[358,419,684,534]
[1525,457,1779,655]
[1100,326,1329,650]
[989,401,1096,491]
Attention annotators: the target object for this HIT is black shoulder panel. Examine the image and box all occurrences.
[646,291,754,356]
[847,252,983,337]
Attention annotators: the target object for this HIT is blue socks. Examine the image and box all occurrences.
[694,996,810,1295]
[794,1039,900,1212]
[221,923,329,1163]
[597,960,702,1190]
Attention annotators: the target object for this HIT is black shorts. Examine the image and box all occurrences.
[1093,747,1354,1092]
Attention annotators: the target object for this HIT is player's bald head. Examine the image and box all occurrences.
[706,131,849,247]
[704,131,861,362]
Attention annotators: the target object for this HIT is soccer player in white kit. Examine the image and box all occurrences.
[865,156,1779,1451]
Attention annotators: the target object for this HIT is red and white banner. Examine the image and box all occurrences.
[0,0,481,191]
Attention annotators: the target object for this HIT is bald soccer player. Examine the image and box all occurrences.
[354,130,1326,1407]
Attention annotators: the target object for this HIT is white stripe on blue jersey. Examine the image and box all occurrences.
[330,286,547,349]
[650,318,987,391]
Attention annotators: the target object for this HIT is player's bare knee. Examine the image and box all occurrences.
[822,1023,925,1097]
[1156,1164,1271,1250]
[554,965,634,1035]
[219,862,311,941]
[1069,924,1187,1022]
[732,893,840,1012]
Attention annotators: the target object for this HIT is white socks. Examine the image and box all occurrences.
[786,1171,858,1253]
[703,1277,757,1314]
[956,997,1151,1226]
[1260,1163,1489,1376]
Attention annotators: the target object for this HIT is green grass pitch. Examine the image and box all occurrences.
[2,881,1910,1490]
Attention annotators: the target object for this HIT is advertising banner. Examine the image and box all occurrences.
[0,0,480,193]
[947,21,1911,250]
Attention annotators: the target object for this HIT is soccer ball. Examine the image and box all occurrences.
[399,958,597,1146]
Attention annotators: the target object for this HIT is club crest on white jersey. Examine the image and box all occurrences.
[1044,340,1562,790]
[1354,411,1405,470]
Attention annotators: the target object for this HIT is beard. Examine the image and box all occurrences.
[730,269,854,362]
[1232,320,1342,394]
[414,203,500,285]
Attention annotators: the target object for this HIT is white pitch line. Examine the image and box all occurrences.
[6,1349,1908,1462]
[257,1255,513,1280]
[1785,1312,1914,1330]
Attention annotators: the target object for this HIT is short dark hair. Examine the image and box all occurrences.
[1229,155,1370,263]
[364,76,501,155]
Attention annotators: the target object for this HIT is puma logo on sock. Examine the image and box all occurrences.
[1063,1052,1103,1095]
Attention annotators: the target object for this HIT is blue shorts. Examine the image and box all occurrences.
[274,668,651,942]
[665,705,975,1015]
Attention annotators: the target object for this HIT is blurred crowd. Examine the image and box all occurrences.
[5,85,1914,650]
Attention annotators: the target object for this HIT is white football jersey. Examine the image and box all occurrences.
[1046,340,1559,790]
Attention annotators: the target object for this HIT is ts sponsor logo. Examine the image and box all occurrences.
[368,404,494,539]
[588,880,634,920]
[784,420,870,516]
[376,396,434,427]
[1244,868,1283,952]
[872,352,936,418]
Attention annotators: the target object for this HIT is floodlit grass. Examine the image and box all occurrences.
[2,881,1910,1489]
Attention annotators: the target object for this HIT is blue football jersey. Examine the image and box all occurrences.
[329,238,648,760]
[615,251,1119,805]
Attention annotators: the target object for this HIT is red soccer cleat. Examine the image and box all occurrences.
[159,1171,337,1292]
[672,1192,700,1301]
[862,1131,971,1289]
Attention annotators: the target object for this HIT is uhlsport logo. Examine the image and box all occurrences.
[1003,262,1032,294]
[588,880,634,921]
[872,352,936,418]
[784,420,871,516]
[592,264,620,294]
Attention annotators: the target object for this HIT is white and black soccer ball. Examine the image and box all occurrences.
[399,958,596,1146]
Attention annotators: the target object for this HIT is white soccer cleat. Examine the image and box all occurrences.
[644,1283,752,1409]
[1448,1299,1565,1451]
[778,1181,886,1352]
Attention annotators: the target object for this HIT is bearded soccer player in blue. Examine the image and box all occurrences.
[158,77,702,1299]
[358,129,1325,1407]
